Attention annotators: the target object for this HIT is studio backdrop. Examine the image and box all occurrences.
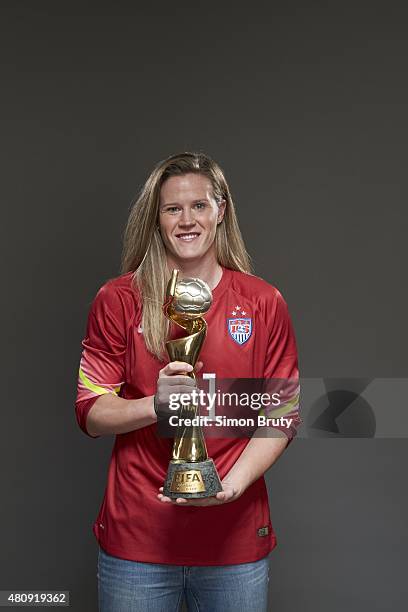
[1,3,407,611]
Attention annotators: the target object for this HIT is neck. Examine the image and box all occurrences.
[166,251,223,291]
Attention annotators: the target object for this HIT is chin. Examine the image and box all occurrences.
[170,245,209,262]
[175,250,205,262]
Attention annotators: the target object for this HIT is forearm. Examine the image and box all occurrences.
[224,428,289,493]
[86,394,157,436]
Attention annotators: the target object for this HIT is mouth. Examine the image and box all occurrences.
[175,232,201,242]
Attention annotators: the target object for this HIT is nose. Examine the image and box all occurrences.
[179,207,196,226]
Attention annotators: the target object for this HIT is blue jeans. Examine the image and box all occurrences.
[97,547,270,612]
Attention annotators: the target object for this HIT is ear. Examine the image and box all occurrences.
[217,199,226,224]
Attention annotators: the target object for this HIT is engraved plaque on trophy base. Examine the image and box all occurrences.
[163,459,222,499]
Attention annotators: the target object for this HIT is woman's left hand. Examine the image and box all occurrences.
[157,478,243,506]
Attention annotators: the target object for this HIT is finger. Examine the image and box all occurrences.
[169,385,199,396]
[160,362,194,377]
[164,361,193,373]
[179,498,218,506]
[217,488,235,501]
[156,393,199,410]
[216,491,227,501]
[159,376,196,387]
[158,389,199,408]
[157,493,173,503]
[175,498,213,506]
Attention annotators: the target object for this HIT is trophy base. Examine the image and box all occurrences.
[163,459,223,499]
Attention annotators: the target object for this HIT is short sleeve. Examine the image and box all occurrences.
[262,291,301,445]
[75,283,127,437]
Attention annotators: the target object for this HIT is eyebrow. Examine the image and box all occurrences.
[160,198,209,207]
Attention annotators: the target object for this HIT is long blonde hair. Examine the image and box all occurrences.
[121,152,252,360]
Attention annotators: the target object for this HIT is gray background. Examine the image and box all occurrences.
[1,2,407,611]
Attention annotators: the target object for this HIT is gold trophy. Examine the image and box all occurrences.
[162,269,222,499]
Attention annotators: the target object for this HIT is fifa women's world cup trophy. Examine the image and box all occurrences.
[162,269,222,499]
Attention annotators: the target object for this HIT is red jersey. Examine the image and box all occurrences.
[76,267,299,565]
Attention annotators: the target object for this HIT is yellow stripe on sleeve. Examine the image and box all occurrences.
[79,367,121,396]
[258,391,300,418]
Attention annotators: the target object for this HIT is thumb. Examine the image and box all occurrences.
[195,361,204,373]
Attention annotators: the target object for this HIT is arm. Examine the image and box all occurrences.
[222,430,288,496]
[86,393,156,437]
[221,290,300,498]
[159,429,290,506]
[158,433,289,506]
[86,361,201,436]
[76,283,202,438]
[75,283,131,437]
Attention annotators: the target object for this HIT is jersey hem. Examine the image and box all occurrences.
[94,531,277,566]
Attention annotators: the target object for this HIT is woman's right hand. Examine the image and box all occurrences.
[154,360,203,419]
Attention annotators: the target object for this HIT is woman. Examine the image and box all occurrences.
[76,152,300,612]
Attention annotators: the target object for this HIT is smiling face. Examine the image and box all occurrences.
[158,173,225,266]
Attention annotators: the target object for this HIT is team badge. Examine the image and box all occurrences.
[228,306,252,345]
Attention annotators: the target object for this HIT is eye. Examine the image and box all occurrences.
[162,206,181,214]
[194,201,207,210]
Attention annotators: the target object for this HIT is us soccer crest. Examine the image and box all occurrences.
[228,306,252,345]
